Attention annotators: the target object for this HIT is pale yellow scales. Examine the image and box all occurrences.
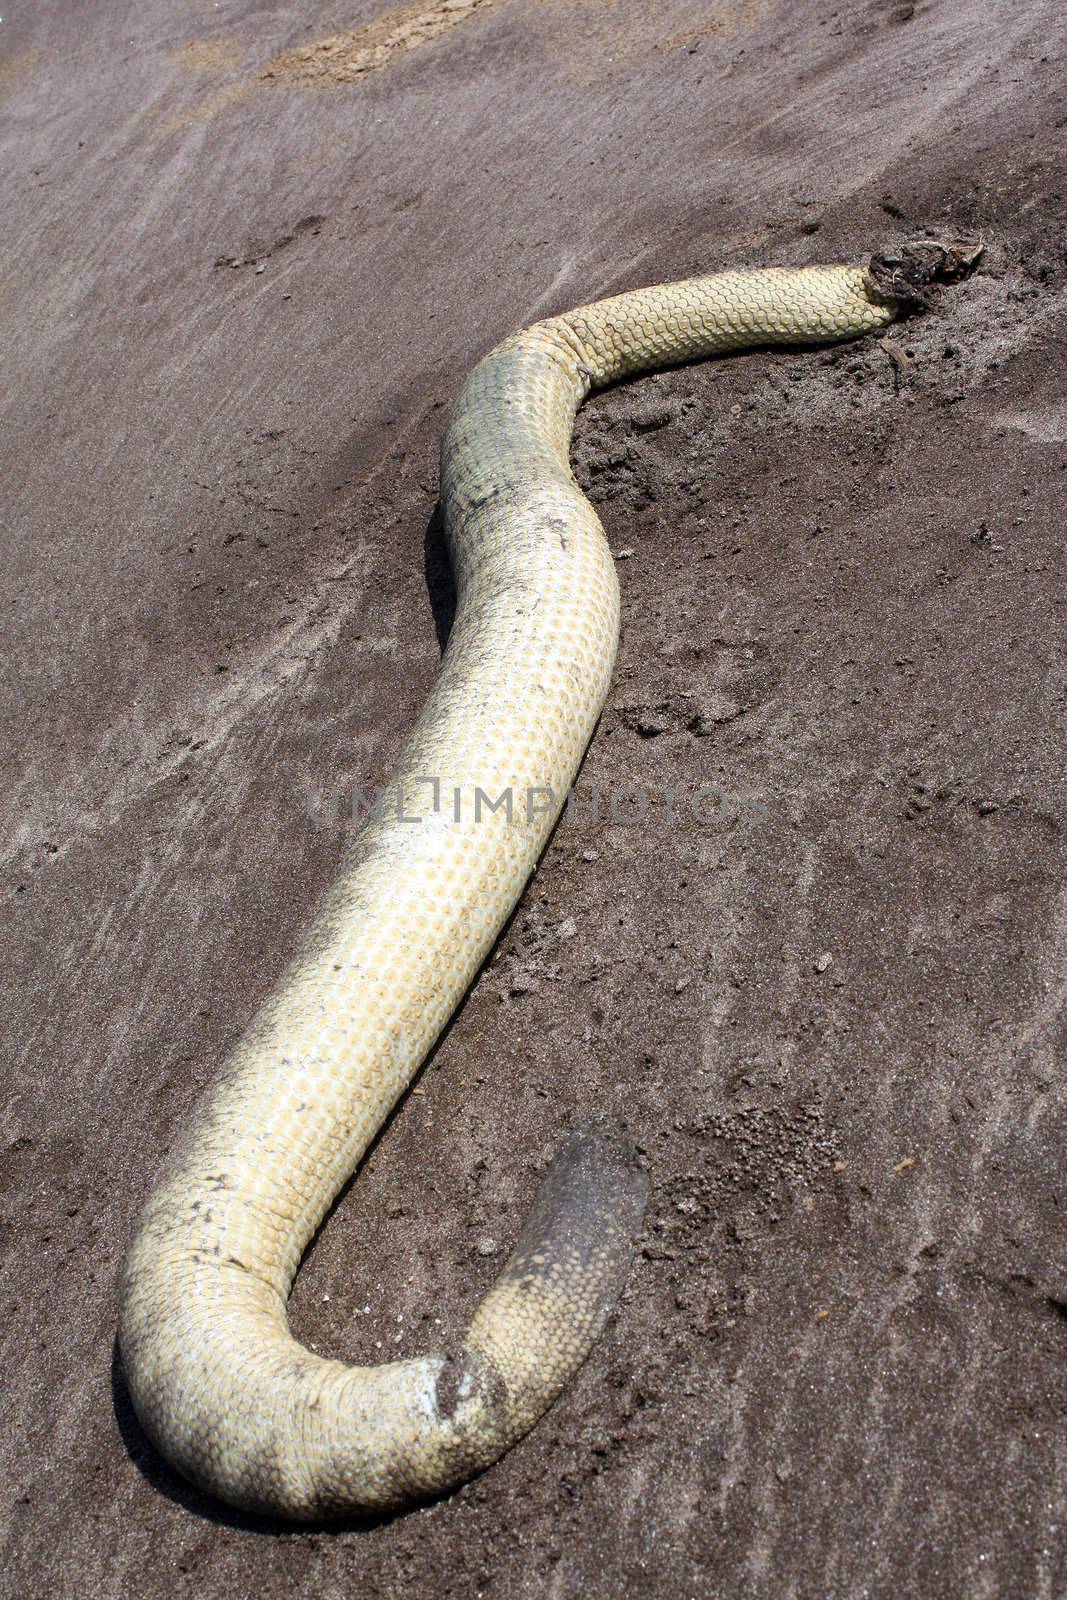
[119,248,971,1518]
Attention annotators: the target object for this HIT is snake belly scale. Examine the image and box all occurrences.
[118,254,954,1519]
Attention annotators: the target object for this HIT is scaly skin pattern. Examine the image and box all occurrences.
[119,262,902,1519]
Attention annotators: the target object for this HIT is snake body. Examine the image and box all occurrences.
[119,251,963,1518]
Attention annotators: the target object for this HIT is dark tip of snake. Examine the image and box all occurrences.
[504,1115,649,1278]
[556,1114,644,1174]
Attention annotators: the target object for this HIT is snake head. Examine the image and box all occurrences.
[867,238,984,313]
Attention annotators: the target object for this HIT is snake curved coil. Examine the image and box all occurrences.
[118,247,970,1518]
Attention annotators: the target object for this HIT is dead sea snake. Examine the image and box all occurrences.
[118,242,976,1518]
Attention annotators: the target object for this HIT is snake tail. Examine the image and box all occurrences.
[118,241,979,1520]
[450,1119,648,1447]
